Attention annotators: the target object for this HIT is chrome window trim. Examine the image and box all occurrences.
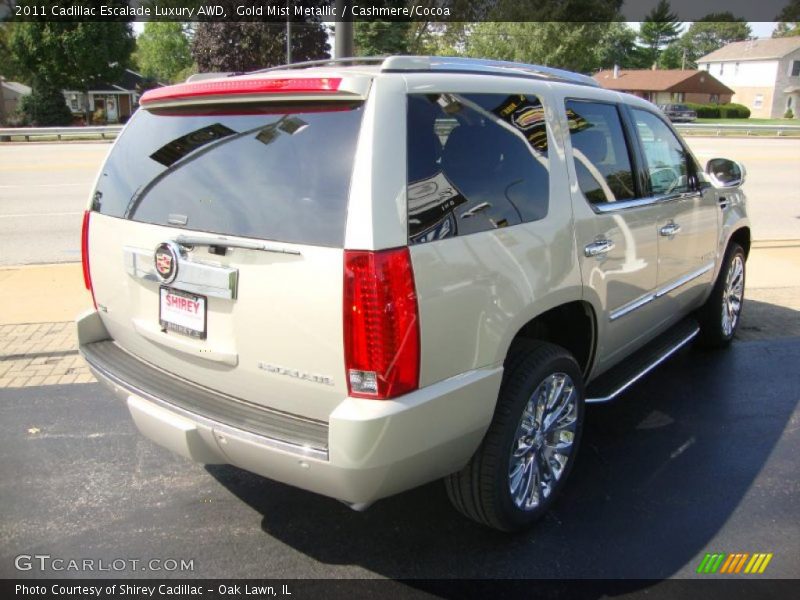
[592,190,701,214]
[609,261,715,321]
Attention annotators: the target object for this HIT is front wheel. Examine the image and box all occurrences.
[445,341,585,531]
[697,243,746,348]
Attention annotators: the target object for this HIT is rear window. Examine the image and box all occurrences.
[92,103,364,248]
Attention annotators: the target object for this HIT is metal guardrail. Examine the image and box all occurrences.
[1,122,799,141]
[0,125,123,141]
[675,123,800,136]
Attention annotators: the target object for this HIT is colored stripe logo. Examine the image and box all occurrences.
[697,552,773,574]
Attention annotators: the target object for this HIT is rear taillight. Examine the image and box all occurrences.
[81,210,96,309]
[344,248,420,399]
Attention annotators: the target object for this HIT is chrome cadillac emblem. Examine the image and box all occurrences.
[154,242,180,284]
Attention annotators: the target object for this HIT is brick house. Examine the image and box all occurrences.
[593,68,733,105]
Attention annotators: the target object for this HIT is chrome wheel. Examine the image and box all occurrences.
[721,254,744,337]
[508,372,578,511]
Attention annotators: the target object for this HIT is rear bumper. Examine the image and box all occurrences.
[77,310,502,505]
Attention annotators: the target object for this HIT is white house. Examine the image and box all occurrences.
[697,37,800,119]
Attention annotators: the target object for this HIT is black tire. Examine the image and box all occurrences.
[696,243,746,348]
[444,341,585,531]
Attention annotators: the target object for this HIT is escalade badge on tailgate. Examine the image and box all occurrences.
[154,242,180,284]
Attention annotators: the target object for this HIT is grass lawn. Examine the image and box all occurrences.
[696,118,799,125]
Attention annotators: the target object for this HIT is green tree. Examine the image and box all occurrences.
[638,0,682,68]
[354,21,411,56]
[595,21,641,69]
[18,81,73,126]
[192,21,329,72]
[466,22,635,74]
[667,15,751,69]
[133,22,192,83]
[773,22,800,37]
[9,16,135,121]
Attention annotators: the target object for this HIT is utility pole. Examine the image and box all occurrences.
[286,1,292,63]
[0,77,6,125]
[334,0,353,59]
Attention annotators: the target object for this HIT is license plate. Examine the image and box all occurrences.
[159,287,207,339]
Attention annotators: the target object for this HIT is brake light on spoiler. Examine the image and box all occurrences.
[140,77,343,105]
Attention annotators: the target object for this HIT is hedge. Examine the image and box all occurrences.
[685,102,751,119]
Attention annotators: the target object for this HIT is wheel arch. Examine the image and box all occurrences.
[504,300,597,378]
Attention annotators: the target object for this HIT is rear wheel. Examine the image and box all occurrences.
[697,243,745,348]
[445,341,585,531]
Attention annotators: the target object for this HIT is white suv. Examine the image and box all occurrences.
[77,56,749,531]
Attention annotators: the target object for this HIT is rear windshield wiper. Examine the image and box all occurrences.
[175,235,301,256]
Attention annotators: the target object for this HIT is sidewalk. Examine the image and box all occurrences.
[0,247,798,389]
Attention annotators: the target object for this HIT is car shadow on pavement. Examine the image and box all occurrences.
[207,332,800,585]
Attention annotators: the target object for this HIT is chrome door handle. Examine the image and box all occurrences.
[584,239,615,257]
[660,223,681,237]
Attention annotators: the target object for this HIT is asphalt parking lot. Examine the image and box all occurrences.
[0,336,798,581]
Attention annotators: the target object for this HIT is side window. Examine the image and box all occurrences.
[565,100,637,204]
[406,93,550,245]
[631,109,691,196]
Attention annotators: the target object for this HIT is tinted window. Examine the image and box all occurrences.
[631,109,691,196]
[406,93,549,245]
[565,100,636,204]
[93,103,364,248]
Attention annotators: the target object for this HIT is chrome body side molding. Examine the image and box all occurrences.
[609,262,714,322]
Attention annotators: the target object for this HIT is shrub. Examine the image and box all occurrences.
[685,102,751,119]
[19,82,73,126]
[784,108,795,119]
[92,108,107,125]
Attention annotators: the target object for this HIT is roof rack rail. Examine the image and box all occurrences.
[380,56,600,88]
[241,57,389,76]
[229,55,599,88]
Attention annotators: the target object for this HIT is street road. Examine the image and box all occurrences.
[0,137,798,267]
[0,142,110,266]
[1,338,798,580]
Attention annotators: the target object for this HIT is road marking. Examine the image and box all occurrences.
[0,211,82,218]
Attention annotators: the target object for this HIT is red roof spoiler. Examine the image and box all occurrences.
[140,77,343,106]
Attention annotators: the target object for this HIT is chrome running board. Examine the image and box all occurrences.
[586,318,700,403]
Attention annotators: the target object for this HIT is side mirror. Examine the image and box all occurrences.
[705,158,746,189]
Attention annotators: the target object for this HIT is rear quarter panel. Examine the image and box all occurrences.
[399,75,583,387]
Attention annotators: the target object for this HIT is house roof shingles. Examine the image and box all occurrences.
[593,69,734,95]
[698,37,800,63]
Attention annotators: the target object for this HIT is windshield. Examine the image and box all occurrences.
[92,103,364,248]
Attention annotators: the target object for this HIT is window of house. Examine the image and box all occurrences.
[631,109,692,197]
[671,92,685,102]
[564,100,637,204]
[735,62,740,75]
[791,61,800,77]
[406,93,550,245]
[710,94,720,103]
[720,63,725,76]
[754,94,764,108]
[69,95,79,111]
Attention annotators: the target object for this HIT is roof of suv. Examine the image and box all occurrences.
[142,56,669,111]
